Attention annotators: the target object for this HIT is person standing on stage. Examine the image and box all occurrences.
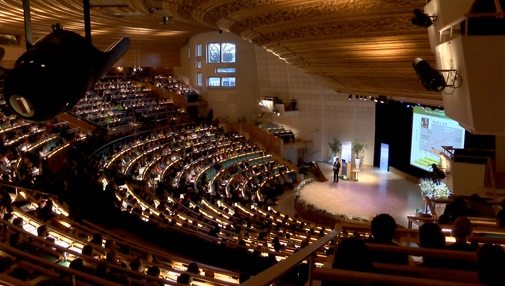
[333,158,341,183]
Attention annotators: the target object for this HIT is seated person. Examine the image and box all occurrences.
[443,196,472,222]
[332,237,373,272]
[477,243,505,286]
[418,223,449,268]
[468,194,495,218]
[366,213,409,265]
[448,216,477,251]
[496,198,505,228]
[447,216,477,270]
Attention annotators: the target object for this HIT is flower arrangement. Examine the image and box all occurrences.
[419,177,451,199]
[294,179,369,222]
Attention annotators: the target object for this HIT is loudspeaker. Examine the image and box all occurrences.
[412,58,446,92]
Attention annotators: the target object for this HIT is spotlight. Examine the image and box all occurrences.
[374,97,378,103]
[412,58,446,92]
[1,26,130,122]
[411,8,436,27]
[219,30,223,34]
[348,95,352,101]
[355,95,359,100]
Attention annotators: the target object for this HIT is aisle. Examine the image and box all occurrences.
[275,164,423,228]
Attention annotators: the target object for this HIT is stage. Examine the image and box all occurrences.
[275,163,424,228]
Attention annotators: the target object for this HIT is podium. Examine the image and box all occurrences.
[341,161,354,178]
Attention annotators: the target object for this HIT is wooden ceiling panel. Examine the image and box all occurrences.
[0,0,440,103]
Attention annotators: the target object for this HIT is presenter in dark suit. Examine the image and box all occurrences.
[333,158,341,183]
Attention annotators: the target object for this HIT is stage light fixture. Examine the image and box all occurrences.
[412,58,461,93]
[1,25,130,122]
[411,8,437,27]
[374,97,378,103]
[348,95,352,101]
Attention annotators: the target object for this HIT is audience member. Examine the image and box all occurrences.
[187,262,200,275]
[418,223,449,268]
[367,213,409,265]
[496,199,505,228]
[130,257,144,272]
[477,243,505,286]
[332,237,373,272]
[177,272,192,284]
[443,196,471,222]
[469,194,495,218]
[448,216,477,251]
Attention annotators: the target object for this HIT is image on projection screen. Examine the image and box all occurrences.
[410,106,465,171]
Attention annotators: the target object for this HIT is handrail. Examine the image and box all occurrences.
[91,122,215,159]
[241,230,339,286]
[312,268,480,286]
[439,12,505,34]
[0,243,123,286]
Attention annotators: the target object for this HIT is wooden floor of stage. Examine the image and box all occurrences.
[274,163,423,228]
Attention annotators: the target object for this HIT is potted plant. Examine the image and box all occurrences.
[352,140,365,169]
[328,137,342,164]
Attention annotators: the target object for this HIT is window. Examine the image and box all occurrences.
[221,43,235,63]
[207,77,235,87]
[208,77,221,87]
[196,43,202,57]
[197,73,202,87]
[196,60,202,69]
[207,42,235,63]
[207,43,221,63]
[216,67,235,73]
[222,77,235,86]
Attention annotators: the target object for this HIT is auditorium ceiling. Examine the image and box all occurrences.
[0,0,441,104]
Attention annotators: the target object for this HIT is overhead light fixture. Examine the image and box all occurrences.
[411,8,437,28]
[374,97,378,103]
[412,58,461,93]
[348,95,352,101]
[162,16,172,24]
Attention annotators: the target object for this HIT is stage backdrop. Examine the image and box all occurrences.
[374,101,495,179]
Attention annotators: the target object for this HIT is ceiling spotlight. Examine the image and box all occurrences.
[163,16,172,24]
[411,8,437,28]
[355,95,359,99]
[348,95,352,100]
[374,97,378,103]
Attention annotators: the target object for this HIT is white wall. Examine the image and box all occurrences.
[176,31,258,122]
[176,32,376,166]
